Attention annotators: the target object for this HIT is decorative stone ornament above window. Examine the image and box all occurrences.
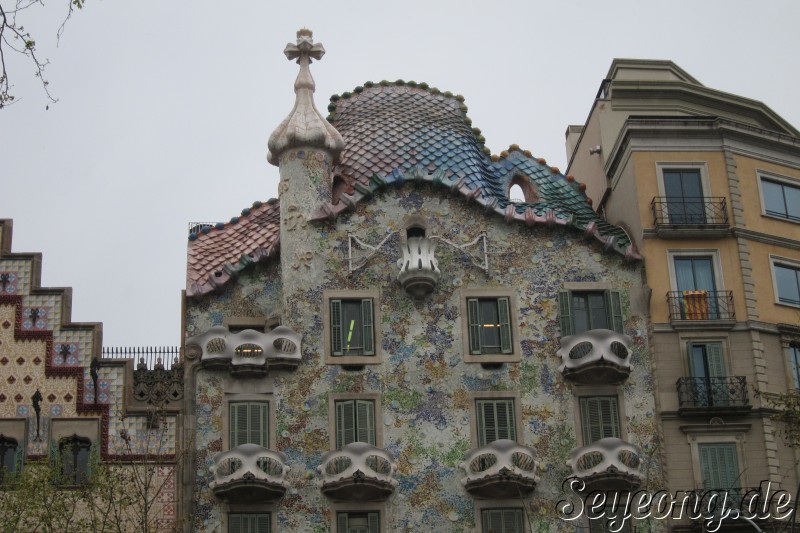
[186,326,302,377]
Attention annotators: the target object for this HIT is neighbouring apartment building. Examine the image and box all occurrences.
[567,58,800,532]
[0,218,183,530]
[180,31,662,532]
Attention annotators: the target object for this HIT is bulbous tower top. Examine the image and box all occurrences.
[267,29,344,166]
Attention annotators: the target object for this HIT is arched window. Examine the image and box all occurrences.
[59,435,92,484]
[0,435,18,483]
[507,175,537,204]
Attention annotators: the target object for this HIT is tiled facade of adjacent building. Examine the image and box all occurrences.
[567,59,800,532]
[179,31,663,532]
[0,218,182,530]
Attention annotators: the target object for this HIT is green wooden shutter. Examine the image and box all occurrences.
[506,509,523,532]
[558,290,573,336]
[498,400,516,441]
[706,343,725,377]
[336,400,356,449]
[256,514,271,533]
[477,400,515,446]
[337,513,349,532]
[247,402,269,447]
[230,403,249,448]
[229,514,243,533]
[482,509,502,532]
[356,400,375,445]
[331,300,343,355]
[581,397,619,444]
[497,297,512,354]
[699,443,739,491]
[467,298,482,354]
[368,512,380,533]
[608,290,624,333]
[361,299,375,356]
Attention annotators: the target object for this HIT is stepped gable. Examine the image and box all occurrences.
[0,219,110,457]
[321,82,638,257]
[186,200,281,298]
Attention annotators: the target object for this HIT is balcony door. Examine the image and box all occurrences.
[674,256,718,319]
[664,169,705,224]
[689,342,726,406]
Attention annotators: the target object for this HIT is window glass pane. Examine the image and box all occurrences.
[791,345,800,389]
[775,264,800,305]
[762,180,786,217]
[588,293,609,330]
[572,294,590,334]
[341,301,364,354]
[0,437,17,481]
[479,299,501,352]
[785,184,800,220]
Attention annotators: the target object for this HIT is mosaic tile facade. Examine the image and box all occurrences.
[185,182,662,532]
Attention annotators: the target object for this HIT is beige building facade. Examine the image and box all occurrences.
[568,59,800,531]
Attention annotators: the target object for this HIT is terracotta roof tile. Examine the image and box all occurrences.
[186,201,280,298]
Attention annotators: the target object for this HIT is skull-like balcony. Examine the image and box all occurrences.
[557,329,633,384]
[209,443,290,504]
[459,439,540,498]
[186,326,302,377]
[567,438,644,492]
[317,442,398,502]
[397,237,441,300]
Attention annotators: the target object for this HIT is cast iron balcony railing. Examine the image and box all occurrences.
[317,442,398,502]
[567,438,644,492]
[667,291,735,322]
[651,197,728,226]
[209,443,290,504]
[557,329,633,384]
[676,377,751,416]
[459,439,540,498]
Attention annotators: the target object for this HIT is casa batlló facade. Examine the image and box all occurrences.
[180,30,661,532]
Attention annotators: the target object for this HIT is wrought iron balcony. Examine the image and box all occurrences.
[209,444,290,503]
[567,438,644,492]
[397,236,441,300]
[557,329,633,384]
[186,326,302,377]
[317,442,398,502]
[651,197,730,237]
[676,377,751,416]
[459,439,540,498]
[667,291,735,323]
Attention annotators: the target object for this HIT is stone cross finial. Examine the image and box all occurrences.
[267,29,344,166]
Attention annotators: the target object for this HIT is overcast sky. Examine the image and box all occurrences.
[2,1,798,348]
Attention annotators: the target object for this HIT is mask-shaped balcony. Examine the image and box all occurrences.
[186,326,302,377]
[567,438,644,492]
[317,442,398,502]
[459,439,540,499]
[209,443,290,504]
[557,330,633,384]
[397,237,441,300]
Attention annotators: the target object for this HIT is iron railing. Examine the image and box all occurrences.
[677,377,749,408]
[651,197,728,226]
[102,346,180,370]
[667,291,734,321]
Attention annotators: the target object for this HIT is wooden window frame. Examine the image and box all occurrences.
[328,393,383,450]
[461,289,520,364]
[324,290,382,365]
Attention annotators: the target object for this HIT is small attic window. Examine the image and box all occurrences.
[508,175,537,204]
[332,175,347,205]
[407,226,426,239]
